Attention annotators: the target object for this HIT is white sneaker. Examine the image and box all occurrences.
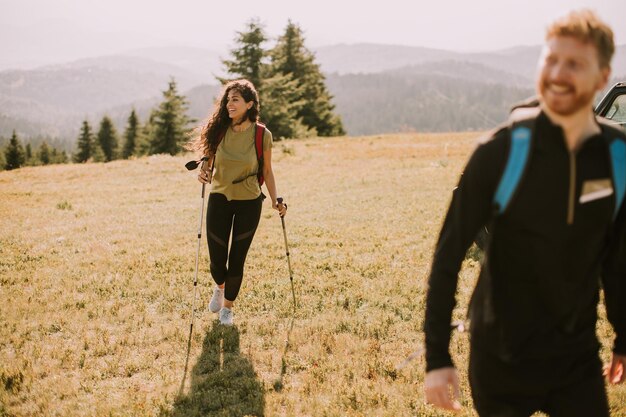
[219,307,234,326]
[208,286,224,313]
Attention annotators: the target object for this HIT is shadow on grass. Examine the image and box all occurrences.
[172,321,265,417]
[272,313,295,392]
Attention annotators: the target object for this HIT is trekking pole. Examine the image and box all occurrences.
[179,156,209,395]
[188,157,210,334]
[277,197,296,312]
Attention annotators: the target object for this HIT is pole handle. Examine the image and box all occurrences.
[276,197,287,218]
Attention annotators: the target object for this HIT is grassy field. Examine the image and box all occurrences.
[1,132,625,417]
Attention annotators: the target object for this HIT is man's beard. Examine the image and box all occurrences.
[539,81,595,116]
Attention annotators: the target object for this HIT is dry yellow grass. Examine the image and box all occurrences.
[1,132,625,416]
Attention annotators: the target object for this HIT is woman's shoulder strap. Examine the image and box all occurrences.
[254,122,266,186]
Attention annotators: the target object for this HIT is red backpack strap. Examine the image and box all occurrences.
[255,122,266,186]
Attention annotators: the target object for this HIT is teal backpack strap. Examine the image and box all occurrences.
[609,138,626,219]
[493,122,533,214]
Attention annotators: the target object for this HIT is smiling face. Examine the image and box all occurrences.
[536,35,610,116]
[226,89,253,123]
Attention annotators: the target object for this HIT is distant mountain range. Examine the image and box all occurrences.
[1,43,625,148]
[315,43,626,80]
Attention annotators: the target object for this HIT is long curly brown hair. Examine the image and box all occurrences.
[187,79,260,156]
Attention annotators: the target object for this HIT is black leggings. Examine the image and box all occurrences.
[206,193,262,302]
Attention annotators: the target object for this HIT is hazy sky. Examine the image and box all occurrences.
[1,0,625,68]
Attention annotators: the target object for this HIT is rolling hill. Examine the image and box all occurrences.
[1,43,624,146]
[314,43,626,79]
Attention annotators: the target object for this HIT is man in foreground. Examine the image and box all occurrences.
[424,9,626,416]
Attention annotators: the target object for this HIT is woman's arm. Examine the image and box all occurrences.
[262,147,287,216]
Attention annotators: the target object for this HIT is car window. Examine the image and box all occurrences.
[605,93,626,125]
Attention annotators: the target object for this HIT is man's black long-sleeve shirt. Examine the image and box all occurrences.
[424,111,626,372]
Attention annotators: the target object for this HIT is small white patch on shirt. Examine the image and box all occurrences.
[580,178,613,203]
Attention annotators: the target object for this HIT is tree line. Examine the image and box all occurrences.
[72,79,192,163]
[1,131,69,170]
[2,18,343,170]
[1,78,191,170]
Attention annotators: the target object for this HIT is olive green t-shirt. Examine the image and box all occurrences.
[210,124,273,201]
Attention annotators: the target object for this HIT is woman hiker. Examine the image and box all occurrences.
[188,79,287,326]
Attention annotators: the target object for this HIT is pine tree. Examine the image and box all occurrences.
[50,147,58,164]
[25,143,33,161]
[0,148,5,171]
[97,116,119,162]
[149,79,193,155]
[51,148,68,164]
[24,142,40,166]
[73,120,94,163]
[220,19,308,139]
[92,143,105,162]
[39,141,50,165]
[260,72,313,139]
[270,21,344,136]
[4,130,25,170]
[122,109,140,159]
[220,18,267,88]
[136,112,155,156]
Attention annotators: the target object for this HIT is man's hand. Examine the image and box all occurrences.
[605,353,626,384]
[424,367,462,412]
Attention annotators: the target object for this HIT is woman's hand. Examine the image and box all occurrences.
[197,168,211,184]
[273,199,287,217]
